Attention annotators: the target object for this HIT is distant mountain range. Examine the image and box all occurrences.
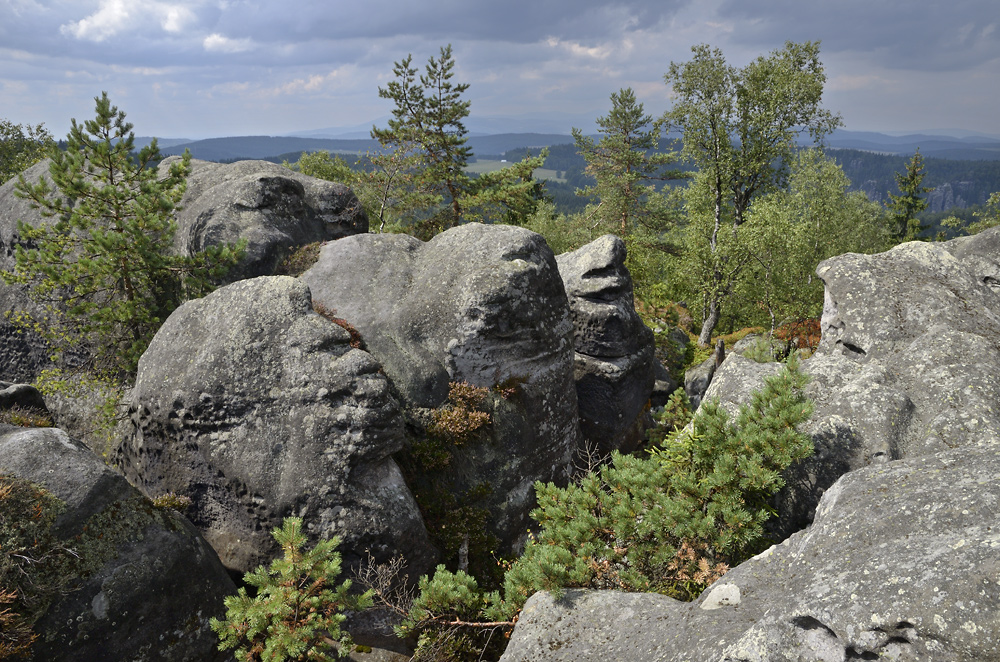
[144,128,1000,163]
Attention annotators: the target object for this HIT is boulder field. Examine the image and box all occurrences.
[500,230,1000,661]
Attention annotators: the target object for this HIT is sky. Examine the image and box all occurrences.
[1,0,999,140]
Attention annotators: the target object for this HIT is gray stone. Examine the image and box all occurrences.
[301,224,580,551]
[164,157,368,280]
[0,426,235,662]
[0,381,48,413]
[501,441,1000,661]
[501,231,1000,661]
[556,235,655,455]
[114,276,437,578]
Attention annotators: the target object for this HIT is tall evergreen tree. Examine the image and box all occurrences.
[3,92,243,378]
[887,149,932,241]
[372,45,472,230]
[572,88,683,235]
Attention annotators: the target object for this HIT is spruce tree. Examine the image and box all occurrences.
[887,149,932,241]
[3,92,243,378]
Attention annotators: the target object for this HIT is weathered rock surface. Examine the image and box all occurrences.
[164,157,367,280]
[556,235,655,455]
[501,440,1000,661]
[301,224,580,550]
[0,425,235,662]
[0,158,367,382]
[0,381,48,413]
[115,276,437,577]
[501,231,1000,660]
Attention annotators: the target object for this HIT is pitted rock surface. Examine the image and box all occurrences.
[164,157,367,280]
[500,441,1000,662]
[302,223,580,550]
[115,276,437,577]
[0,426,235,662]
[556,235,655,454]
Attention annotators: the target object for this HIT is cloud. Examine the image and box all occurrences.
[203,32,253,53]
[60,0,132,42]
[59,0,198,42]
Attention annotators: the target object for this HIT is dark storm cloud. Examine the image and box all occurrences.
[718,0,1000,72]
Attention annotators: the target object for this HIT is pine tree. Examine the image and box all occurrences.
[573,88,683,235]
[210,518,372,662]
[887,149,932,241]
[398,357,814,659]
[372,45,472,231]
[3,92,243,378]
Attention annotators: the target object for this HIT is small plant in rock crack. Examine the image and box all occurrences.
[312,302,364,350]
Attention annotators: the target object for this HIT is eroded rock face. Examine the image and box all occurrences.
[165,157,368,280]
[0,426,235,662]
[501,231,1000,661]
[114,276,437,577]
[301,224,580,551]
[500,441,1000,662]
[556,235,655,455]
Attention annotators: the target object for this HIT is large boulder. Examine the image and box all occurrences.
[114,276,437,578]
[301,224,580,551]
[0,425,235,662]
[500,439,1000,661]
[501,231,1000,660]
[165,157,368,280]
[556,235,655,455]
[0,158,367,382]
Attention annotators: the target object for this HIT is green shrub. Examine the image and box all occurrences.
[211,518,372,662]
[400,357,813,657]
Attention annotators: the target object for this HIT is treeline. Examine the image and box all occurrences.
[503,143,1000,216]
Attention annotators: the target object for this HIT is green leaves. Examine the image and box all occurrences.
[663,41,843,344]
[373,45,472,230]
[2,92,243,379]
[0,119,53,184]
[211,518,372,662]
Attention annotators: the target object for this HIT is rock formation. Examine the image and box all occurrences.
[0,158,367,383]
[164,157,368,280]
[500,229,1000,661]
[0,425,235,662]
[555,235,655,455]
[114,276,438,578]
[301,223,580,551]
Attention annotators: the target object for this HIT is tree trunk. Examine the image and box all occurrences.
[698,299,720,346]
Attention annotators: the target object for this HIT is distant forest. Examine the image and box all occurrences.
[219,138,1000,221]
[499,143,1000,218]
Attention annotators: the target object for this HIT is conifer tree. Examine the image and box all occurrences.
[373,45,472,230]
[211,518,372,662]
[573,88,683,235]
[3,92,243,378]
[887,149,932,241]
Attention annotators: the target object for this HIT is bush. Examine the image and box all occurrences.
[210,518,372,662]
[399,357,813,657]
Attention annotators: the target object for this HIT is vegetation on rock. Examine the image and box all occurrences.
[398,358,812,660]
[2,92,244,379]
[211,517,372,662]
